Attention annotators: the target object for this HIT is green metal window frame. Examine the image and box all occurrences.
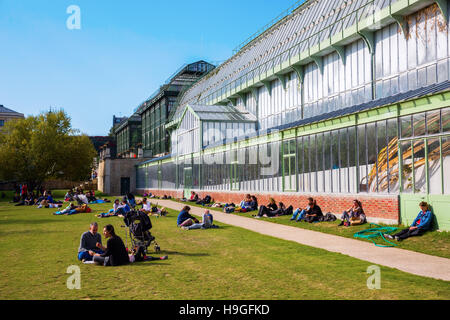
[282,138,297,192]
[230,149,240,191]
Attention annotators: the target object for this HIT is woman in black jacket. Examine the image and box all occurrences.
[255,198,278,218]
[91,225,129,267]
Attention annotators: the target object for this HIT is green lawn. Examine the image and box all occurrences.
[0,191,449,300]
[169,199,450,259]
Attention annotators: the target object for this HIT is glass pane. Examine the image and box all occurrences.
[401,141,413,193]
[427,110,441,135]
[367,123,378,193]
[348,126,357,193]
[442,107,450,133]
[310,135,317,192]
[284,157,291,190]
[443,137,450,194]
[401,116,412,138]
[324,132,332,193]
[290,157,296,191]
[316,133,324,193]
[297,137,304,192]
[340,128,348,193]
[304,136,311,192]
[413,139,426,194]
[428,138,442,194]
[413,113,426,137]
[358,125,368,192]
[387,118,399,193]
[376,121,388,193]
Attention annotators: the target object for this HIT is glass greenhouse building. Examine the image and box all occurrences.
[136,0,450,230]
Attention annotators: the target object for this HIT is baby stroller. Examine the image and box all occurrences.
[123,210,160,254]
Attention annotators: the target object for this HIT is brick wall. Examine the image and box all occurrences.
[139,189,400,223]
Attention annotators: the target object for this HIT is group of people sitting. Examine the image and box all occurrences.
[96,195,168,219]
[65,189,111,205]
[222,194,259,213]
[12,189,64,208]
[176,206,218,231]
[180,191,212,206]
[77,222,168,266]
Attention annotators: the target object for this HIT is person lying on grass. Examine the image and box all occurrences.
[338,199,367,227]
[254,198,278,218]
[78,222,104,262]
[54,203,90,215]
[384,201,434,242]
[181,209,218,230]
[177,206,200,228]
[37,199,62,209]
[290,197,323,223]
[90,225,130,267]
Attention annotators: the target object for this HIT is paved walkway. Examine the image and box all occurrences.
[157,199,450,281]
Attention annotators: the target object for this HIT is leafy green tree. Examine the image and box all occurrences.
[0,110,97,192]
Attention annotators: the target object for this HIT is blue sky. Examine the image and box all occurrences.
[0,0,301,135]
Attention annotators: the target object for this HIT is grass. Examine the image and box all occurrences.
[0,191,449,300]
[169,199,450,259]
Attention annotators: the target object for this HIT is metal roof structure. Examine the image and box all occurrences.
[135,61,215,115]
[205,81,450,149]
[189,105,257,122]
[175,0,395,110]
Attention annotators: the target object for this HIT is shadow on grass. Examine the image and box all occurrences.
[0,229,60,236]
[158,250,210,257]
[0,218,65,225]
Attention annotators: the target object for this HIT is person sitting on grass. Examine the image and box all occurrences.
[86,191,97,203]
[90,225,129,267]
[78,222,104,262]
[139,198,152,214]
[196,194,212,206]
[97,199,122,218]
[24,192,36,206]
[181,209,218,230]
[290,197,323,223]
[238,194,252,210]
[187,191,199,203]
[64,190,74,202]
[249,196,258,211]
[10,192,21,203]
[271,202,294,217]
[177,206,200,228]
[254,198,278,218]
[113,198,131,217]
[385,202,434,242]
[126,193,136,208]
[338,199,367,227]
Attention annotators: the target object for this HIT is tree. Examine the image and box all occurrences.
[0,110,97,192]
